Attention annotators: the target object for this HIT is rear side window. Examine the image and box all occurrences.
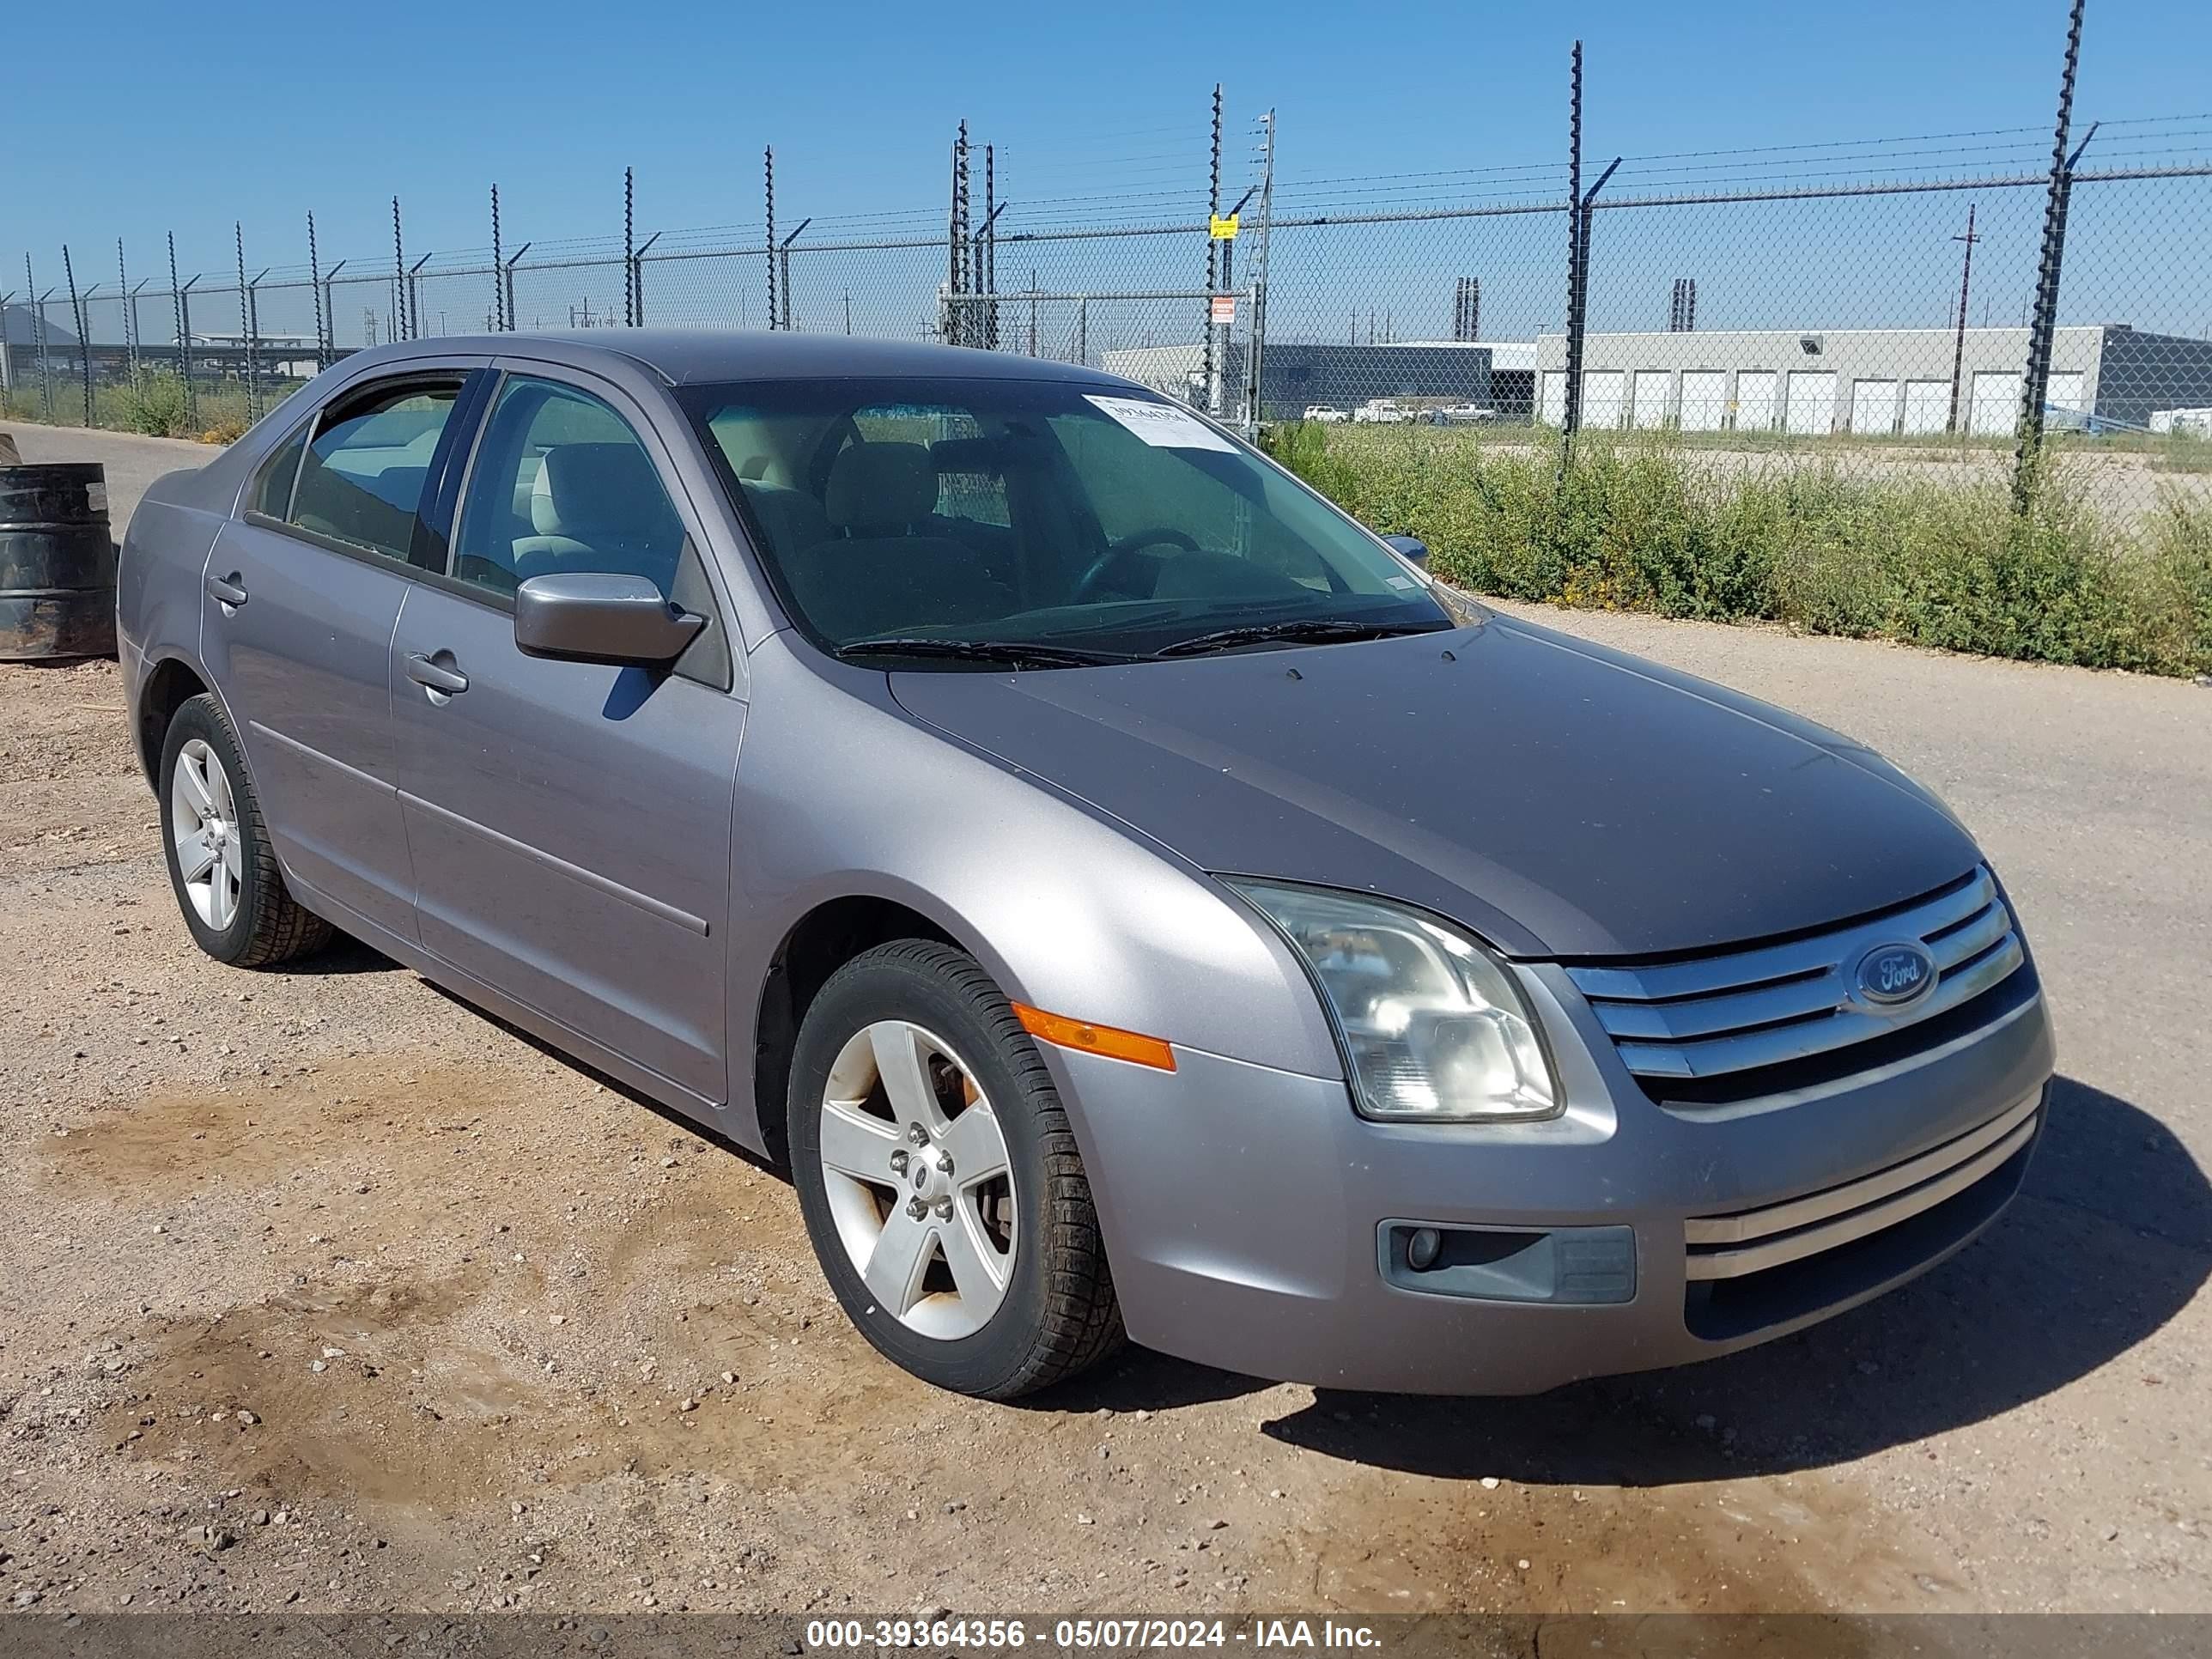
[289,381,462,562]
[252,422,309,519]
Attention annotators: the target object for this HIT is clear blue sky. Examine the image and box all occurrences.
[9,0,2208,283]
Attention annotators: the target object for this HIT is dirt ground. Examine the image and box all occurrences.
[2,422,2209,1624]
[0,659,1929,1621]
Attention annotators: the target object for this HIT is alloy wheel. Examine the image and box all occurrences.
[170,737,245,932]
[817,1019,1017,1340]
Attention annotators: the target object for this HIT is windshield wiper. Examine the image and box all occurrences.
[834,637,1133,669]
[1152,618,1449,659]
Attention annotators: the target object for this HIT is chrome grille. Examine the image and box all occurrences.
[1565,867,2025,1084]
[1684,1090,2040,1280]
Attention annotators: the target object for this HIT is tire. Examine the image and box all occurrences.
[156,693,333,968]
[788,939,1123,1399]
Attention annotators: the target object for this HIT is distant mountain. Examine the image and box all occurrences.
[2,304,79,349]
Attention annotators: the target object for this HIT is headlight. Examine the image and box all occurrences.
[1229,879,1559,1123]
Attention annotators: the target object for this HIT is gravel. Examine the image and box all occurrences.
[0,422,2204,1617]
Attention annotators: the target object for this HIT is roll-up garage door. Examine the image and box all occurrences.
[1680,371,1729,430]
[1735,371,1778,432]
[1785,370,1837,434]
[1632,370,1671,428]
[1539,372,1565,426]
[1850,379,1899,435]
[1583,371,1626,428]
[1901,380,1951,434]
[1970,371,2021,435]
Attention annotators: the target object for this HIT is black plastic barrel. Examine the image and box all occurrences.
[0,463,117,660]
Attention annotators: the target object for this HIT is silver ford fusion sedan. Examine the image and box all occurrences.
[116,332,2054,1400]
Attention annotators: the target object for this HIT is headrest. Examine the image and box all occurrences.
[824,442,937,534]
[929,434,1007,477]
[530,443,668,540]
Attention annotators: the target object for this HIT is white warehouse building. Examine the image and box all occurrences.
[1532,324,2212,436]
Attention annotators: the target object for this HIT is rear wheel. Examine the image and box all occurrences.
[787,939,1122,1399]
[157,695,332,967]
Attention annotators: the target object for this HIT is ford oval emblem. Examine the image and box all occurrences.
[1854,941,1937,1009]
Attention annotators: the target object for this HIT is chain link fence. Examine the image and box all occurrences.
[6,47,2209,531]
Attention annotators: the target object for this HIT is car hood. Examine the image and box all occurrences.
[887,610,1982,960]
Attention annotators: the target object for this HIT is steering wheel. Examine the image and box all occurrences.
[1071,528,1201,605]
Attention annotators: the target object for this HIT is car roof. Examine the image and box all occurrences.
[340,328,1140,390]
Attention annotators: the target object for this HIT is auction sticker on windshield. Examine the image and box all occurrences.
[1085,394,1239,453]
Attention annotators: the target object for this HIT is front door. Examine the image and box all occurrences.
[201,371,477,941]
[389,370,744,1107]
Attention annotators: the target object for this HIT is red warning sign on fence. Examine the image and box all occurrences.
[1209,295,1237,325]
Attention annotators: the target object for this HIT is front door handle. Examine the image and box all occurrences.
[205,572,248,609]
[404,653,470,696]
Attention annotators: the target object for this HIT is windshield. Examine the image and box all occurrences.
[679,376,1450,664]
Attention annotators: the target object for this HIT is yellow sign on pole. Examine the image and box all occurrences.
[1209,213,1240,241]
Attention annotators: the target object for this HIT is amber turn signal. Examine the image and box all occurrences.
[1011,1002,1177,1072]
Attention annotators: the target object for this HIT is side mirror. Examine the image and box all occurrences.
[1382,534,1431,568]
[514,573,703,667]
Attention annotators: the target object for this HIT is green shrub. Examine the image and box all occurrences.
[1272,425,2212,679]
[117,372,192,438]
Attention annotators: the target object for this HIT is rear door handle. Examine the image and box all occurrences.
[205,573,248,609]
[404,653,470,696]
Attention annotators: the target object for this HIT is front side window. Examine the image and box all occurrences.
[453,376,689,600]
[684,376,1448,662]
[289,380,461,562]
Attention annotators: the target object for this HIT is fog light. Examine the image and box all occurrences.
[1406,1227,1443,1271]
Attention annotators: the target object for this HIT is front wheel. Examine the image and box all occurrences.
[157,694,332,967]
[787,939,1122,1399]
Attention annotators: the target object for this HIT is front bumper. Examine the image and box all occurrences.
[1050,963,2056,1395]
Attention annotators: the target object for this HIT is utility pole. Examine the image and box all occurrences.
[1947,203,1980,434]
[489,187,504,331]
[167,235,191,425]
[1243,108,1276,428]
[63,246,90,426]
[950,123,970,343]
[501,246,527,340]
[233,225,252,419]
[1560,40,1586,455]
[623,167,636,328]
[765,147,778,330]
[983,144,996,349]
[2014,0,2090,509]
[307,215,326,368]
[778,220,810,331]
[391,198,408,341]
[631,231,662,326]
[1204,83,1223,413]
[945,130,961,339]
[116,240,137,386]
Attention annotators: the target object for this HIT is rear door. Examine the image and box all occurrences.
[388,366,744,1108]
[202,367,485,941]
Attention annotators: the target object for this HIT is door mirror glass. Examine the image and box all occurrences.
[513,573,703,667]
[1382,534,1430,568]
